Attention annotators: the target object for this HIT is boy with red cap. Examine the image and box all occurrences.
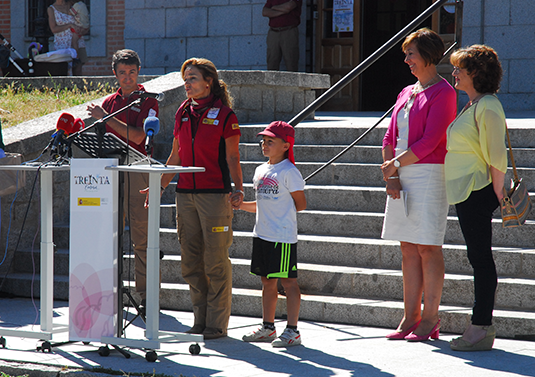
[238,121,306,347]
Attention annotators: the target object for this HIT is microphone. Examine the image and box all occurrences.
[72,118,85,133]
[143,116,160,155]
[133,90,165,102]
[50,113,75,154]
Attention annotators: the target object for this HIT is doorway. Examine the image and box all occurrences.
[360,0,432,111]
[315,0,433,111]
[315,0,362,112]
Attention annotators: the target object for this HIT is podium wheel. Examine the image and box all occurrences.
[189,343,201,355]
[98,345,111,357]
[146,350,158,362]
[37,341,52,353]
[0,336,5,348]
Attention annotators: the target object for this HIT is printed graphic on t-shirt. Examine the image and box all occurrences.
[256,175,279,199]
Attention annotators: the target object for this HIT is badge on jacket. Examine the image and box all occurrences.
[207,108,220,119]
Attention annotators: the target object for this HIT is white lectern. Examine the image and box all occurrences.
[102,164,204,361]
[0,163,70,346]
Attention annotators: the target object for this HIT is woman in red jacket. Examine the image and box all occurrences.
[159,58,244,340]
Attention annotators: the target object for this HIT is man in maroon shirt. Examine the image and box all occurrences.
[87,49,159,308]
[263,0,302,71]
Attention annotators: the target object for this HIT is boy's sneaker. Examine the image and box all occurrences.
[242,326,277,342]
[271,328,301,347]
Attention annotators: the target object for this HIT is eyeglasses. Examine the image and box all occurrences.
[452,66,462,74]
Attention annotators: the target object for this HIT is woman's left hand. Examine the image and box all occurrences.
[381,160,397,181]
[386,178,402,199]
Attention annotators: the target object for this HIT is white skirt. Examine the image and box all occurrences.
[381,163,448,246]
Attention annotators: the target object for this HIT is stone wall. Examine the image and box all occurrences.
[124,0,307,74]
[461,0,535,111]
[0,70,329,267]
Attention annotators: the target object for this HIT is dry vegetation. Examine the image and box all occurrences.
[0,80,116,129]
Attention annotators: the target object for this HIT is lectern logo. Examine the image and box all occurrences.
[73,174,111,192]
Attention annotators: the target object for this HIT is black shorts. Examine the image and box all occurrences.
[251,237,298,279]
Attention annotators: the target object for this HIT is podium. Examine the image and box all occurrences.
[0,162,70,346]
[102,164,205,361]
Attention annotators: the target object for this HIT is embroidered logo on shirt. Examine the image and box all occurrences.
[131,106,141,113]
[182,117,189,122]
[203,118,219,125]
[232,123,239,130]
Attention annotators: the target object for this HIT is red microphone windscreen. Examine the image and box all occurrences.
[56,113,75,135]
[73,118,85,133]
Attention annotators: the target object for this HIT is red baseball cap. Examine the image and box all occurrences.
[257,121,296,164]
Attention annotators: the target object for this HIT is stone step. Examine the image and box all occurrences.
[240,160,535,190]
[241,143,535,167]
[4,272,535,339]
[156,204,535,248]
[162,182,535,221]
[241,143,383,164]
[240,121,535,148]
[42,227,535,279]
[13,247,535,310]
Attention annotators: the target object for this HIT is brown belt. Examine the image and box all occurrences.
[270,25,297,32]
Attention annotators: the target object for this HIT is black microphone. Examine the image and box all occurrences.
[133,90,165,102]
[143,116,160,155]
[50,129,66,154]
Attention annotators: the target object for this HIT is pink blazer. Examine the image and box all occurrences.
[382,79,457,164]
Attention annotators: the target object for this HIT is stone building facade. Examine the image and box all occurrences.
[1,1,534,111]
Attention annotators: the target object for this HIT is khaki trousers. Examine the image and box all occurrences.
[176,193,233,331]
[124,172,149,300]
[266,26,299,71]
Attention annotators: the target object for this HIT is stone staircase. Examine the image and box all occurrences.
[5,112,535,339]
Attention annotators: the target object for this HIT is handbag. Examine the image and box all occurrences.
[501,126,532,227]
[0,153,26,196]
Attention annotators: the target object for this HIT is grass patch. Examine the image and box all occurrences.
[0,79,116,129]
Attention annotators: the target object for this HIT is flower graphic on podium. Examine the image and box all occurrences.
[69,263,116,340]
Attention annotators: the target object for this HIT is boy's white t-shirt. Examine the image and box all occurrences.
[253,158,305,244]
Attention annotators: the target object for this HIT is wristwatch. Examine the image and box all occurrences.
[393,159,401,168]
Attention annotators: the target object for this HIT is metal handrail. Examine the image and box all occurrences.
[290,0,454,127]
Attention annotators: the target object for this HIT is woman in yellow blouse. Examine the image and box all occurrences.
[445,45,507,351]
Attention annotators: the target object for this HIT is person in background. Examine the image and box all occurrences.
[239,121,306,347]
[87,49,159,310]
[150,57,244,340]
[446,45,507,352]
[380,28,457,342]
[262,0,302,71]
[47,0,88,75]
[69,0,90,72]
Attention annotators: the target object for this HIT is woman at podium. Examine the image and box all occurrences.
[157,58,244,340]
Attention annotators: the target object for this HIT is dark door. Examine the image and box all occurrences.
[360,0,432,111]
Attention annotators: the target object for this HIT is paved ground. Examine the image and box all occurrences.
[0,298,534,377]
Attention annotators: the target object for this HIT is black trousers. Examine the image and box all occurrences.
[455,184,499,326]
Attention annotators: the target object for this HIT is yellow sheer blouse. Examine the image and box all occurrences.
[445,95,507,205]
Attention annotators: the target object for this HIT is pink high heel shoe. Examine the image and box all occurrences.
[405,319,440,342]
[385,320,421,340]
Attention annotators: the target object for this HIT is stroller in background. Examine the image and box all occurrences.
[0,33,26,76]
[0,33,70,77]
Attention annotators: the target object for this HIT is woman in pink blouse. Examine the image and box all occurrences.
[380,28,457,342]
